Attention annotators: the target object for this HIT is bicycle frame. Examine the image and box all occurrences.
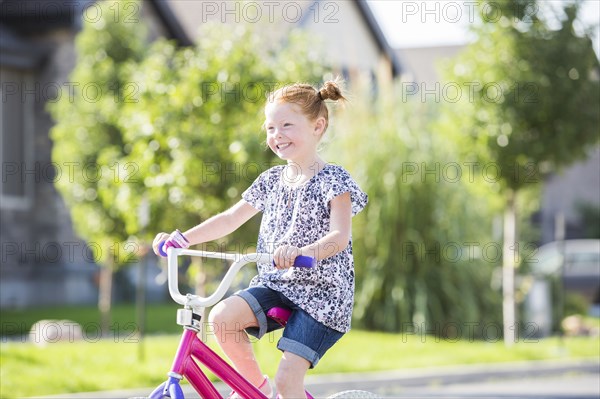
[148,248,272,399]
[148,328,268,399]
[146,246,379,399]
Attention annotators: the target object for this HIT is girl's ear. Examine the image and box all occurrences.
[314,117,326,136]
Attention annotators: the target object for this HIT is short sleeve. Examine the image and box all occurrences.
[241,166,279,211]
[324,166,368,216]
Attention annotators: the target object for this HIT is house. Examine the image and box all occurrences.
[540,146,600,243]
[0,0,193,308]
[163,0,401,84]
[396,45,464,88]
[0,0,401,308]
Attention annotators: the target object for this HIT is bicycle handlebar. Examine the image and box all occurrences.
[163,246,315,308]
[158,240,315,268]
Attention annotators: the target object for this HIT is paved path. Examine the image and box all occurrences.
[31,359,599,399]
[306,360,600,398]
[388,373,599,398]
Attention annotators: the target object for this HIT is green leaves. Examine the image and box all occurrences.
[444,0,600,191]
[327,83,502,333]
[48,1,323,268]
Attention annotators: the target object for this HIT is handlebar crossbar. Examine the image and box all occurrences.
[167,247,271,308]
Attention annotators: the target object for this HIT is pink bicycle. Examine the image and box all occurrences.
[143,245,380,399]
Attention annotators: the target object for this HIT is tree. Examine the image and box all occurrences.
[441,0,599,345]
[48,0,147,331]
[48,0,324,330]
[327,79,503,335]
[116,24,324,244]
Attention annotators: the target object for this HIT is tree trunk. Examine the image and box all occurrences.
[98,264,113,335]
[502,190,517,347]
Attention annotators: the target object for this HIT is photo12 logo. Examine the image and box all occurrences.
[399,1,539,24]
[0,1,140,25]
[401,82,539,104]
[401,321,540,343]
[1,321,139,345]
[1,161,139,185]
[399,162,541,184]
[0,81,139,104]
[1,241,140,265]
[199,1,340,24]
[399,241,538,264]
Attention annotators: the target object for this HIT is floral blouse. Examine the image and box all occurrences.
[242,163,368,332]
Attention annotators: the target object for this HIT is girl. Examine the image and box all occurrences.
[153,80,367,399]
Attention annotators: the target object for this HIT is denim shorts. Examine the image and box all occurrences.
[235,286,344,368]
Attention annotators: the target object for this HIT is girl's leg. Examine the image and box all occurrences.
[208,296,264,386]
[275,351,310,399]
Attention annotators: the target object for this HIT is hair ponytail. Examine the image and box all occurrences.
[318,80,346,102]
[267,77,346,134]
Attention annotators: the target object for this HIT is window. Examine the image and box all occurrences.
[0,67,34,209]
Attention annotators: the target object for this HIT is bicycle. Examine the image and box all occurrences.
[143,244,380,399]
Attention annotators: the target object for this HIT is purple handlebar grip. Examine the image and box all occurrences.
[294,255,316,268]
[272,255,316,268]
[158,240,168,257]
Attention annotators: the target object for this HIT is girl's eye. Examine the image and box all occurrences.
[284,123,292,127]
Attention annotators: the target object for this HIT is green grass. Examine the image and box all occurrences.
[1,303,182,336]
[1,327,599,398]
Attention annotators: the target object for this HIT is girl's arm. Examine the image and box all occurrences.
[273,192,352,269]
[183,200,260,245]
[153,200,259,255]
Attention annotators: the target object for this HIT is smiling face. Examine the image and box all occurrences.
[264,101,325,164]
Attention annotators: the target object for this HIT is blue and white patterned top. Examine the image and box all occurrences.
[242,163,368,332]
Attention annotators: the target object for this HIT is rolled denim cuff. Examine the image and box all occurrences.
[277,337,321,368]
[235,290,268,339]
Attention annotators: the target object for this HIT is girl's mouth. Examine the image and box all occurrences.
[277,143,291,150]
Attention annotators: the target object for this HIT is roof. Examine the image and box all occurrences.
[297,0,402,77]
[0,0,93,68]
[0,0,400,75]
[155,0,403,77]
[353,1,402,77]
[146,0,193,46]
[0,0,95,34]
[0,0,191,68]
[0,0,191,44]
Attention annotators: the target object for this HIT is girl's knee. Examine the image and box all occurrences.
[208,296,257,334]
[208,299,238,332]
[207,301,226,325]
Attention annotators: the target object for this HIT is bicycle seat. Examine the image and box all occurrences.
[267,307,292,327]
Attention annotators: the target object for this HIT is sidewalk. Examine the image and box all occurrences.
[31,358,599,399]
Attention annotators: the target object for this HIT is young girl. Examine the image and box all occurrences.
[153,80,367,399]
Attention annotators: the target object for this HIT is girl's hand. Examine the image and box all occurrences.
[273,245,302,270]
[153,230,190,257]
[152,232,170,256]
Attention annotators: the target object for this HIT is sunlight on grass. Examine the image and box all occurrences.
[1,328,598,398]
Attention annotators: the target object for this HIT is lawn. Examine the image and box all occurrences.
[1,326,599,398]
[1,303,183,337]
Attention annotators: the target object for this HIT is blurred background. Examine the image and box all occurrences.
[0,0,598,397]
